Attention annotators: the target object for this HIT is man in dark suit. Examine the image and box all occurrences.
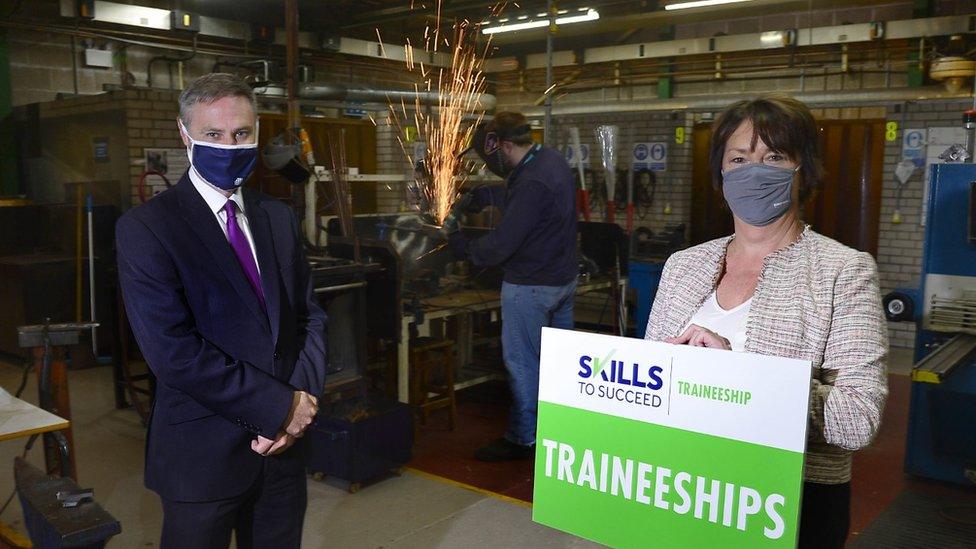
[116,73,326,549]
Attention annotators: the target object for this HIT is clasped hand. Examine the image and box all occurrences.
[251,390,319,456]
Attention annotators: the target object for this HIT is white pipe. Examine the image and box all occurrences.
[298,84,497,111]
[86,193,97,356]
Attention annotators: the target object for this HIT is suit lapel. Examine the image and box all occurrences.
[244,191,282,347]
[176,178,269,330]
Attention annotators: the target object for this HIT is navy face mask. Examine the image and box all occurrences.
[179,119,259,190]
[722,163,799,227]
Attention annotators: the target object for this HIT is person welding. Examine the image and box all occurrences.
[444,112,578,461]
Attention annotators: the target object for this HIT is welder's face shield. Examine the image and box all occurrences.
[469,122,508,179]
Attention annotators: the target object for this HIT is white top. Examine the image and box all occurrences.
[189,169,261,275]
[686,291,752,352]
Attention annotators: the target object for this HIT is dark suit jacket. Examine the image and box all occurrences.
[116,174,327,502]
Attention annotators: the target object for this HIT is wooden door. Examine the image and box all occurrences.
[690,122,734,245]
[805,120,885,256]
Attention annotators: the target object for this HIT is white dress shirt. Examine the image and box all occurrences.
[189,169,261,275]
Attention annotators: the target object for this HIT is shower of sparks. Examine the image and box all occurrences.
[377,0,506,225]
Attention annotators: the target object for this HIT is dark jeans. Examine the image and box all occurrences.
[160,458,307,549]
[500,280,577,446]
[798,481,851,549]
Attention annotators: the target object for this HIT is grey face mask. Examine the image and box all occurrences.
[722,163,798,227]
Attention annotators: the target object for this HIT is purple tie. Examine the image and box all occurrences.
[223,200,267,312]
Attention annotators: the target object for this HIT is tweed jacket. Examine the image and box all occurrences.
[645,226,888,484]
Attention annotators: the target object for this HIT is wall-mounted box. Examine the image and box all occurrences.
[84,49,113,69]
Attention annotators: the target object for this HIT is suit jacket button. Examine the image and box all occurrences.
[273,351,280,359]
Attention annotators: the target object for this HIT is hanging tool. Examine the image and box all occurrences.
[569,127,590,221]
[595,125,619,224]
[893,101,914,223]
[626,168,635,233]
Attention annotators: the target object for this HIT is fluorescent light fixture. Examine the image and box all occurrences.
[665,0,752,11]
[760,30,785,47]
[557,9,601,25]
[482,8,600,35]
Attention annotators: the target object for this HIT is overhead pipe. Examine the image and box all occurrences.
[298,83,497,111]
[516,86,973,116]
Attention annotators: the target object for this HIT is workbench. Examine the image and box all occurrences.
[0,386,68,442]
[396,277,627,403]
[0,386,70,548]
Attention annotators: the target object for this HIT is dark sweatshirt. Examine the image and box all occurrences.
[451,144,578,286]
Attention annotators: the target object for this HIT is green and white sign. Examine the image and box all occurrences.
[533,328,811,548]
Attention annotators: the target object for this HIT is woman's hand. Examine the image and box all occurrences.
[666,324,732,350]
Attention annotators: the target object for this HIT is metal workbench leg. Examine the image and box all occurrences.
[457,312,472,371]
[398,318,410,403]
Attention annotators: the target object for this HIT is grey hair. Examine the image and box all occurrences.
[178,73,257,127]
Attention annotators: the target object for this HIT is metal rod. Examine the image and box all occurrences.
[544,0,554,144]
[75,185,83,322]
[285,0,300,131]
[87,190,97,356]
[313,282,368,294]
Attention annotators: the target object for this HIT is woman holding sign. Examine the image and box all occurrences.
[645,94,888,548]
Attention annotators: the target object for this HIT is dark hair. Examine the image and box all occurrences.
[487,111,533,146]
[709,94,822,201]
[179,73,257,127]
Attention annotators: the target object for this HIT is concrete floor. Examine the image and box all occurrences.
[0,346,919,547]
[0,359,600,548]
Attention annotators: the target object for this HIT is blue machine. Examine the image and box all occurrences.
[628,260,665,338]
[885,163,976,487]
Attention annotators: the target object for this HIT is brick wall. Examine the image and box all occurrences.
[374,115,411,213]
[120,89,183,206]
[7,28,220,107]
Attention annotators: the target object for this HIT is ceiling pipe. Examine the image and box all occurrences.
[297,83,497,110]
[514,86,972,116]
[340,0,503,30]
